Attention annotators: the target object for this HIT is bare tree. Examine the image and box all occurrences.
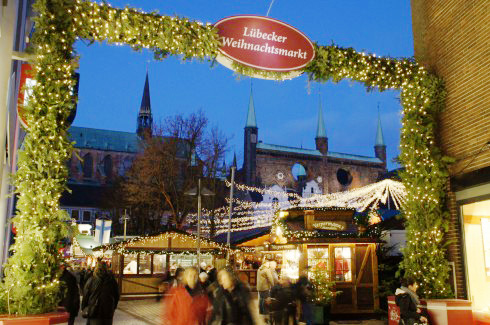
[121,110,230,233]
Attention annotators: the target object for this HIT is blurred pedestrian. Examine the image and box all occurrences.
[257,259,275,316]
[170,267,185,288]
[294,275,313,325]
[395,277,428,325]
[269,276,297,325]
[209,267,255,325]
[81,261,120,325]
[161,267,211,325]
[60,263,80,325]
[199,272,210,289]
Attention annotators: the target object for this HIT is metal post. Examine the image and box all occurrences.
[226,167,236,257]
[197,178,201,266]
[123,209,128,240]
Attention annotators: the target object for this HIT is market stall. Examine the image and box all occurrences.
[95,229,231,298]
[250,206,380,314]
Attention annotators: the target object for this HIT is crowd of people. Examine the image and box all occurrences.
[160,257,317,325]
[58,257,430,325]
[59,260,120,325]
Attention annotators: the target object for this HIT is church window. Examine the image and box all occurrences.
[291,163,307,181]
[103,155,113,179]
[311,187,314,194]
[83,153,93,178]
[336,168,352,186]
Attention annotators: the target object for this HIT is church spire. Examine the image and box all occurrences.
[137,70,153,137]
[316,95,327,138]
[315,94,328,155]
[245,85,257,128]
[374,103,387,167]
[232,152,237,168]
[375,104,385,146]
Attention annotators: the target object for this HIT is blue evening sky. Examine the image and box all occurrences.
[73,0,414,171]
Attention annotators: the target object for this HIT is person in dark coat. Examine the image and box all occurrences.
[269,276,297,325]
[395,277,428,325]
[294,275,314,325]
[82,261,120,325]
[209,267,255,325]
[60,264,80,325]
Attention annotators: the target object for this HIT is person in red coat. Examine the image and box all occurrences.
[161,266,211,325]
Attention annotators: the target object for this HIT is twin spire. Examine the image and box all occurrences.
[316,95,327,139]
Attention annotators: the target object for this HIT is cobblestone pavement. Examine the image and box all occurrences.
[73,300,157,325]
[72,298,387,325]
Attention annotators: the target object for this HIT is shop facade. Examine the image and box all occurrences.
[242,207,379,314]
[96,230,228,297]
[412,1,490,321]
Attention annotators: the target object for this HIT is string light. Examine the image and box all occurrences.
[7,0,451,313]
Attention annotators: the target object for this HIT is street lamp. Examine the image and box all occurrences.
[185,178,214,266]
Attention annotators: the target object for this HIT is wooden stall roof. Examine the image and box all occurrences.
[238,234,271,247]
[94,229,228,252]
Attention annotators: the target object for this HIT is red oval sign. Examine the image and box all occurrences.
[214,15,315,73]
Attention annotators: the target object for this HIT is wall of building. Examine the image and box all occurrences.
[255,152,384,194]
[411,0,490,299]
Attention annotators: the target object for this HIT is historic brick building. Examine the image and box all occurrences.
[411,0,490,310]
[241,89,388,196]
[61,73,154,224]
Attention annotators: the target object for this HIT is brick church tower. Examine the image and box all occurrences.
[137,71,153,137]
[243,87,258,185]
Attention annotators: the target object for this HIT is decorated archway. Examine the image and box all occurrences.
[4,0,450,313]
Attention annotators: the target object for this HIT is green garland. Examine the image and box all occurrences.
[5,0,450,314]
[304,44,451,297]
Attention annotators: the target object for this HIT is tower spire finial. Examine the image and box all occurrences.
[137,70,153,136]
[375,102,385,146]
[245,82,257,128]
[316,93,327,138]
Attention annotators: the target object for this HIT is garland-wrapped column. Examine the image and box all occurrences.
[306,45,452,298]
[1,0,77,314]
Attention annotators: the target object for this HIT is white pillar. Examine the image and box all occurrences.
[0,0,23,274]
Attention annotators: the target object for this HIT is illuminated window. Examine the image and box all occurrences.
[307,247,330,279]
[153,254,166,274]
[334,247,352,282]
[123,256,137,274]
[138,255,152,274]
[281,250,300,280]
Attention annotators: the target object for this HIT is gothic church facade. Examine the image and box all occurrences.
[241,89,388,197]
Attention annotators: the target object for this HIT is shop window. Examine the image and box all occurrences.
[123,255,138,274]
[334,247,352,282]
[138,255,152,274]
[82,210,91,222]
[153,254,166,274]
[281,250,300,280]
[307,247,330,279]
